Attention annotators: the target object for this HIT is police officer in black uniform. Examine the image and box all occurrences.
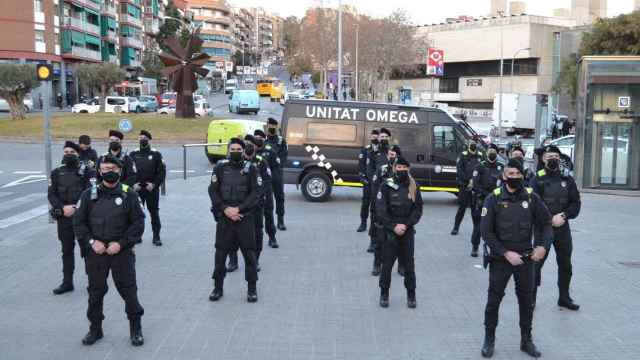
[357,129,379,232]
[480,159,553,358]
[78,134,98,169]
[226,135,272,273]
[376,157,423,308]
[367,128,391,253]
[73,155,145,347]
[254,129,279,248]
[470,144,502,257]
[208,138,261,303]
[130,130,166,246]
[265,118,288,230]
[48,141,96,295]
[530,145,581,311]
[509,147,535,186]
[96,130,136,186]
[452,140,483,235]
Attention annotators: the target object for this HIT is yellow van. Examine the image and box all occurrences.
[256,78,275,96]
[205,119,266,163]
[270,83,285,102]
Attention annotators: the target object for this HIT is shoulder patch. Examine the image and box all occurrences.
[537,169,546,177]
[481,207,488,217]
[256,155,263,161]
[265,144,272,150]
[385,179,399,190]
[366,145,371,149]
[526,187,533,194]
[462,151,468,156]
[121,184,129,192]
[211,173,217,183]
[218,159,229,164]
[493,188,502,196]
[257,176,263,187]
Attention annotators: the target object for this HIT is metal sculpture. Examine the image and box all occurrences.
[159,29,209,118]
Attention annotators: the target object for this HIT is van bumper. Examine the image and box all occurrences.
[239,107,259,113]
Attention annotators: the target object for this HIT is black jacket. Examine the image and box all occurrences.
[208,159,260,221]
[266,135,288,166]
[376,178,423,232]
[456,150,483,188]
[129,147,166,187]
[530,169,581,219]
[48,164,96,210]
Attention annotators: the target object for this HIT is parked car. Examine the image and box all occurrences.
[104,96,141,113]
[194,100,212,117]
[0,97,32,112]
[138,95,158,112]
[160,92,176,107]
[228,90,260,114]
[244,77,255,84]
[157,105,176,114]
[71,98,100,113]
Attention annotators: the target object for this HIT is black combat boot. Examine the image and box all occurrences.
[268,237,279,248]
[558,297,580,311]
[366,240,374,253]
[520,331,541,358]
[397,265,405,277]
[247,282,258,303]
[52,282,74,295]
[407,289,417,308]
[152,234,162,246]
[226,252,239,272]
[470,246,479,257]
[129,318,144,346]
[379,288,389,308]
[277,216,287,231]
[357,220,367,232]
[481,327,495,358]
[450,227,459,236]
[209,280,223,301]
[82,322,103,346]
[371,259,381,276]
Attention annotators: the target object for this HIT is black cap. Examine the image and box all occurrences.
[370,129,379,135]
[140,130,152,140]
[390,145,402,155]
[100,154,123,168]
[244,134,255,144]
[544,145,561,155]
[395,156,411,167]
[228,137,245,149]
[506,158,524,175]
[78,135,91,145]
[267,117,278,125]
[379,128,391,136]
[109,129,124,140]
[63,141,80,153]
[254,129,266,138]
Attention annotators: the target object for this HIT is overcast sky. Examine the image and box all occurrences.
[230,0,636,24]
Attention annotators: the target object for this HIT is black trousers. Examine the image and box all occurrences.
[263,189,276,238]
[379,230,416,290]
[360,183,371,222]
[470,196,483,249]
[139,187,161,236]
[57,216,84,283]
[271,172,285,217]
[484,258,535,332]
[86,247,144,323]
[535,224,573,300]
[213,218,258,285]
[454,188,472,230]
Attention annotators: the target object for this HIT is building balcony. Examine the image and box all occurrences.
[120,36,144,49]
[65,46,102,61]
[120,14,143,27]
[101,2,117,16]
[103,29,118,42]
[64,17,101,35]
[68,0,100,12]
[144,18,160,34]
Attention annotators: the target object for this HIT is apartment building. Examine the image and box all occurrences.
[231,6,254,56]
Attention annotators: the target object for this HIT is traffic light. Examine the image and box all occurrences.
[36,64,53,81]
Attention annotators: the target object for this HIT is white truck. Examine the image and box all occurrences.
[492,93,537,137]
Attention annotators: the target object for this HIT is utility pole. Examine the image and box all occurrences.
[497,12,505,142]
[355,21,358,101]
[337,0,343,102]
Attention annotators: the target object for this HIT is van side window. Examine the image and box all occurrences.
[433,125,459,153]
[307,122,357,143]
[107,98,125,105]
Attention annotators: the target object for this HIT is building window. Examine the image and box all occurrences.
[35,30,45,42]
[34,0,44,12]
[439,78,459,93]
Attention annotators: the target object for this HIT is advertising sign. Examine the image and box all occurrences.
[427,48,444,77]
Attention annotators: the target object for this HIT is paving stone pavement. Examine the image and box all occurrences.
[0,175,639,360]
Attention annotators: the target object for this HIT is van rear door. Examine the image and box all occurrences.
[428,112,466,190]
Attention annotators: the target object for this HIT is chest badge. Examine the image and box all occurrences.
[148,155,153,160]
[115,197,123,206]
[522,201,529,209]
[561,181,567,187]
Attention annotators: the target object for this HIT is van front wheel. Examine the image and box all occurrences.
[301,171,332,202]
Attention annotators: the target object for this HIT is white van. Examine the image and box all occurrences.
[104,96,142,113]
[225,79,238,94]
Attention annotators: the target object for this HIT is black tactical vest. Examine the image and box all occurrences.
[131,149,157,183]
[220,163,251,206]
[56,166,87,205]
[538,171,569,215]
[387,180,414,219]
[479,163,502,194]
[89,185,129,242]
[493,188,533,249]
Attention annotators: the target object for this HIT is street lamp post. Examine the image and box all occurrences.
[355,21,359,101]
[498,13,504,142]
[337,0,343,101]
[510,47,531,93]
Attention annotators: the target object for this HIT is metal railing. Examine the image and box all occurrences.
[182,143,228,180]
[69,46,101,61]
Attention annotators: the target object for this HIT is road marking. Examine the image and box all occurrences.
[0,175,47,189]
[0,193,45,212]
[0,204,49,229]
[169,170,196,173]
[13,171,43,175]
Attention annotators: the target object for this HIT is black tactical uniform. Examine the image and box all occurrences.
[79,148,98,169]
[130,141,166,245]
[256,139,279,247]
[367,144,389,253]
[266,126,288,230]
[470,160,502,256]
[74,178,146,346]
[376,167,423,308]
[531,167,581,310]
[370,158,395,276]
[48,147,96,294]
[480,183,553,358]
[357,143,377,231]
[452,147,483,235]
[209,158,261,302]
[97,148,137,186]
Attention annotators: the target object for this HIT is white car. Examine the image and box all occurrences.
[244,77,255,84]
[71,98,99,113]
[194,100,212,117]
[104,96,142,113]
[0,97,32,112]
[157,105,176,114]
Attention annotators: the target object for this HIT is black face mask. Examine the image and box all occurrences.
[506,177,523,190]
[62,154,79,167]
[140,139,149,148]
[546,158,560,171]
[244,144,255,157]
[488,153,497,162]
[102,171,120,184]
[109,141,121,153]
[229,151,243,162]
[469,143,477,152]
[267,127,277,136]
[396,170,409,183]
[254,138,264,148]
[371,138,379,145]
